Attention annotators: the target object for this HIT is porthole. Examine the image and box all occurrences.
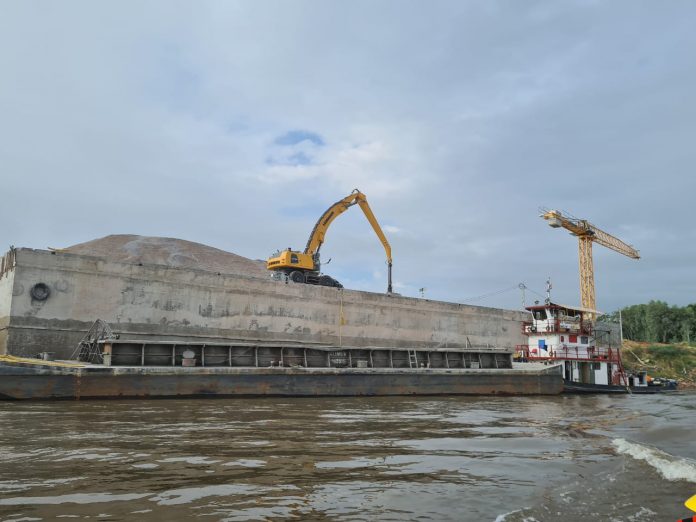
[30,283,50,301]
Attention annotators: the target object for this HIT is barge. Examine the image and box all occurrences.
[0,241,564,400]
[0,340,563,399]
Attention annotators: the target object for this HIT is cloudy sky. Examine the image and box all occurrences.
[1,1,695,312]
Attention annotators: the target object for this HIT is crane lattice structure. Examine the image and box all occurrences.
[71,319,118,364]
[541,209,640,314]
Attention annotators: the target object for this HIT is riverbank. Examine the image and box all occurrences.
[622,340,696,388]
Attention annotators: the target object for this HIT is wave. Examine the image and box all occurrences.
[612,438,696,483]
[493,508,534,522]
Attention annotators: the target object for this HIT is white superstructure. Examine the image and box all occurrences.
[518,302,627,387]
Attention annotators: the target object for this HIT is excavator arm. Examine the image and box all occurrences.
[356,196,393,294]
[304,189,393,293]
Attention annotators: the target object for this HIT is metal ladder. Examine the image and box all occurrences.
[408,350,418,368]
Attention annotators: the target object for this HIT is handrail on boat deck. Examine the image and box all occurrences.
[514,344,621,363]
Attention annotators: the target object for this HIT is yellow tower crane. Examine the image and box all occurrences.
[541,209,640,313]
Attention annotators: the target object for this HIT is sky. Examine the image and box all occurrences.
[1,1,695,312]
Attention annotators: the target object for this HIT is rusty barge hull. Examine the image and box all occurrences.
[0,362,563,400]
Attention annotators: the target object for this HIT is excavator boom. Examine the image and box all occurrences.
[304,191,361,255]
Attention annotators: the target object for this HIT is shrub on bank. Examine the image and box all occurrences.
[622,341,696,387]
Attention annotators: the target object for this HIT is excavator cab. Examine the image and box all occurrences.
[267,248,341,287]
[267,249,315,273]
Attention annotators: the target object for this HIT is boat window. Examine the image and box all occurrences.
[581,336,589,344]
[290,254,299,264]
[533,310,547,320]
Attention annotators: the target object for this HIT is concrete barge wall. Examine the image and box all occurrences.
[0,248,528,359]
[0,249,16,353]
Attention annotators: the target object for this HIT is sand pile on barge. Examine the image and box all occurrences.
[65,234,268,278]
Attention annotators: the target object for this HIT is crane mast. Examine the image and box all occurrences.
[541,209,639,313]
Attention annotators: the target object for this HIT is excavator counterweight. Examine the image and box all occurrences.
[267,189,393,293]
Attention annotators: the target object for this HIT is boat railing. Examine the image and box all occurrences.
[522,321,593,335]
[514,344,621,363]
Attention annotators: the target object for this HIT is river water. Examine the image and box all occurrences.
[0,393,694,521]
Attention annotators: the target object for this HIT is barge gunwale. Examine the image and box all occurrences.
[0,359,563,400]
[563,379,678,394]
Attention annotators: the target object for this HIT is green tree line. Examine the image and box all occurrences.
[605,301,696,344]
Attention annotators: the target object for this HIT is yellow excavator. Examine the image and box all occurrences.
[267,189,393,292]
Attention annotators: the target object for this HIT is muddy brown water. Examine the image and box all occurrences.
[0,393,694,521]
